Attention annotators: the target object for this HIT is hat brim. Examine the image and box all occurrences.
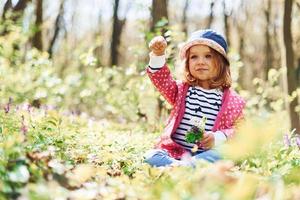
[179,38,229,65]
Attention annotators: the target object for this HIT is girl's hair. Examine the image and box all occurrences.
[183,47,232,89]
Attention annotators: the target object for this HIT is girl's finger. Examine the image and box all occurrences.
[201,140,211,148]
[200,136,214,147]
[200,136,211,144]
[202,139,213,147]
[156,42,165,48]
[154,42,163,48]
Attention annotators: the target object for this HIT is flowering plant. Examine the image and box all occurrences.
[185,117,206,143]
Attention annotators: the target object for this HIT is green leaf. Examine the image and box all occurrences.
[185,131,194,143]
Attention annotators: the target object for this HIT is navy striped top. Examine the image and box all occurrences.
[171,86,223,153]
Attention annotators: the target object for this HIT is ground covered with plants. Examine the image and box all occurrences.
[1,104,300,200]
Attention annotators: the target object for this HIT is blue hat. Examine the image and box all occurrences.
[180,29,229,64]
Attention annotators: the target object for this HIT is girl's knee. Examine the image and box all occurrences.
[144,149,166,160]
[143,149,173,167]
[194,149,222,163]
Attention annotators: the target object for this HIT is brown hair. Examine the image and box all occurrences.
[183,47,232,90]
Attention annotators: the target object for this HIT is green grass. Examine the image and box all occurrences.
[0,106,300,200]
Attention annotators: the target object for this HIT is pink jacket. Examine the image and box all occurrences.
[147,65,246,159]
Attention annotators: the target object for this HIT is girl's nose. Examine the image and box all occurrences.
[197,56,205,64]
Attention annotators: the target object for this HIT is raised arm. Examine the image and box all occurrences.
[147,36,178,106]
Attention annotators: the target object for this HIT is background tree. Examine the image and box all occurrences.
[264,0,273,80]
[206,1,215,29]
[2,0,12,20]
[283,0,300,131]
[11,0,30,21]
[1,0,30,35]
[181,0,190,35]
[48,0,65,58]
[223,0,231,47]
[32,0,43,50]
[151,0,168,33]
[150,0,169,119]
[110,0,127,66]
[235,1,252,90]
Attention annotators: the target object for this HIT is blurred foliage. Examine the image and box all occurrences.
[0,21,162,126]
[0,102,299,199]
[1,18,296,125]
[0,16,300,200]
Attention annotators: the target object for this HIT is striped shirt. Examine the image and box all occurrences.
[148,54,227,151]
[171,86,223,153]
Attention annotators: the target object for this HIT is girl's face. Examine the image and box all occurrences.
[188,45,218,89]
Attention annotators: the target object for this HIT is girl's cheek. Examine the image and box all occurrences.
[205,58,211,63]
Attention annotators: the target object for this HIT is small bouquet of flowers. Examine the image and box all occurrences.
[185,117,206,152]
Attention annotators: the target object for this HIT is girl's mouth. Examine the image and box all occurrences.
[196,68,208,71]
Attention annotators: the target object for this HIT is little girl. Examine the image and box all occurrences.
[144,29,246,167]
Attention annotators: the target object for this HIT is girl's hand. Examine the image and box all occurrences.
[197,132,215,150]
[149,36,167,56]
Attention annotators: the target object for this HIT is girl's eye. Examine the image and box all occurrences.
[205,54,212,58]
[190,55,197,59]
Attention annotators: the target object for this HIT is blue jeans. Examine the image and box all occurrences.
[144,149,221,167]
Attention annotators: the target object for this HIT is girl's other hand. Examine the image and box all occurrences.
[149,36,167,56]
[197,132,215,150]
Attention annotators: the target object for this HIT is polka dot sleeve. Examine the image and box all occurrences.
[146,64,178,106]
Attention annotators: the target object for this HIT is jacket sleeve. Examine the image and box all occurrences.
[217,129,234,139]
[219,102,245,138]
[147,64,178,106]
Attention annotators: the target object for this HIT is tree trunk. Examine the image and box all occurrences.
[32,0,43,50]
[151,0,168,32]
[48,0,65,58]
[272,7,281,69]
[298,58,300,83]
[181,0,190,35]
[151,0,168,120]
[12,0,31,21]
[93,10,104,66]
[223,0,231,47]
[206,1,215,29]
[2,0,13,20]
[110,0,126,66]
[1,0,30,21]
[264,0,273,80]
[283,0,300,132]
[236,1,252,90]
[1,0,30,35]
[14,0,30,11]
